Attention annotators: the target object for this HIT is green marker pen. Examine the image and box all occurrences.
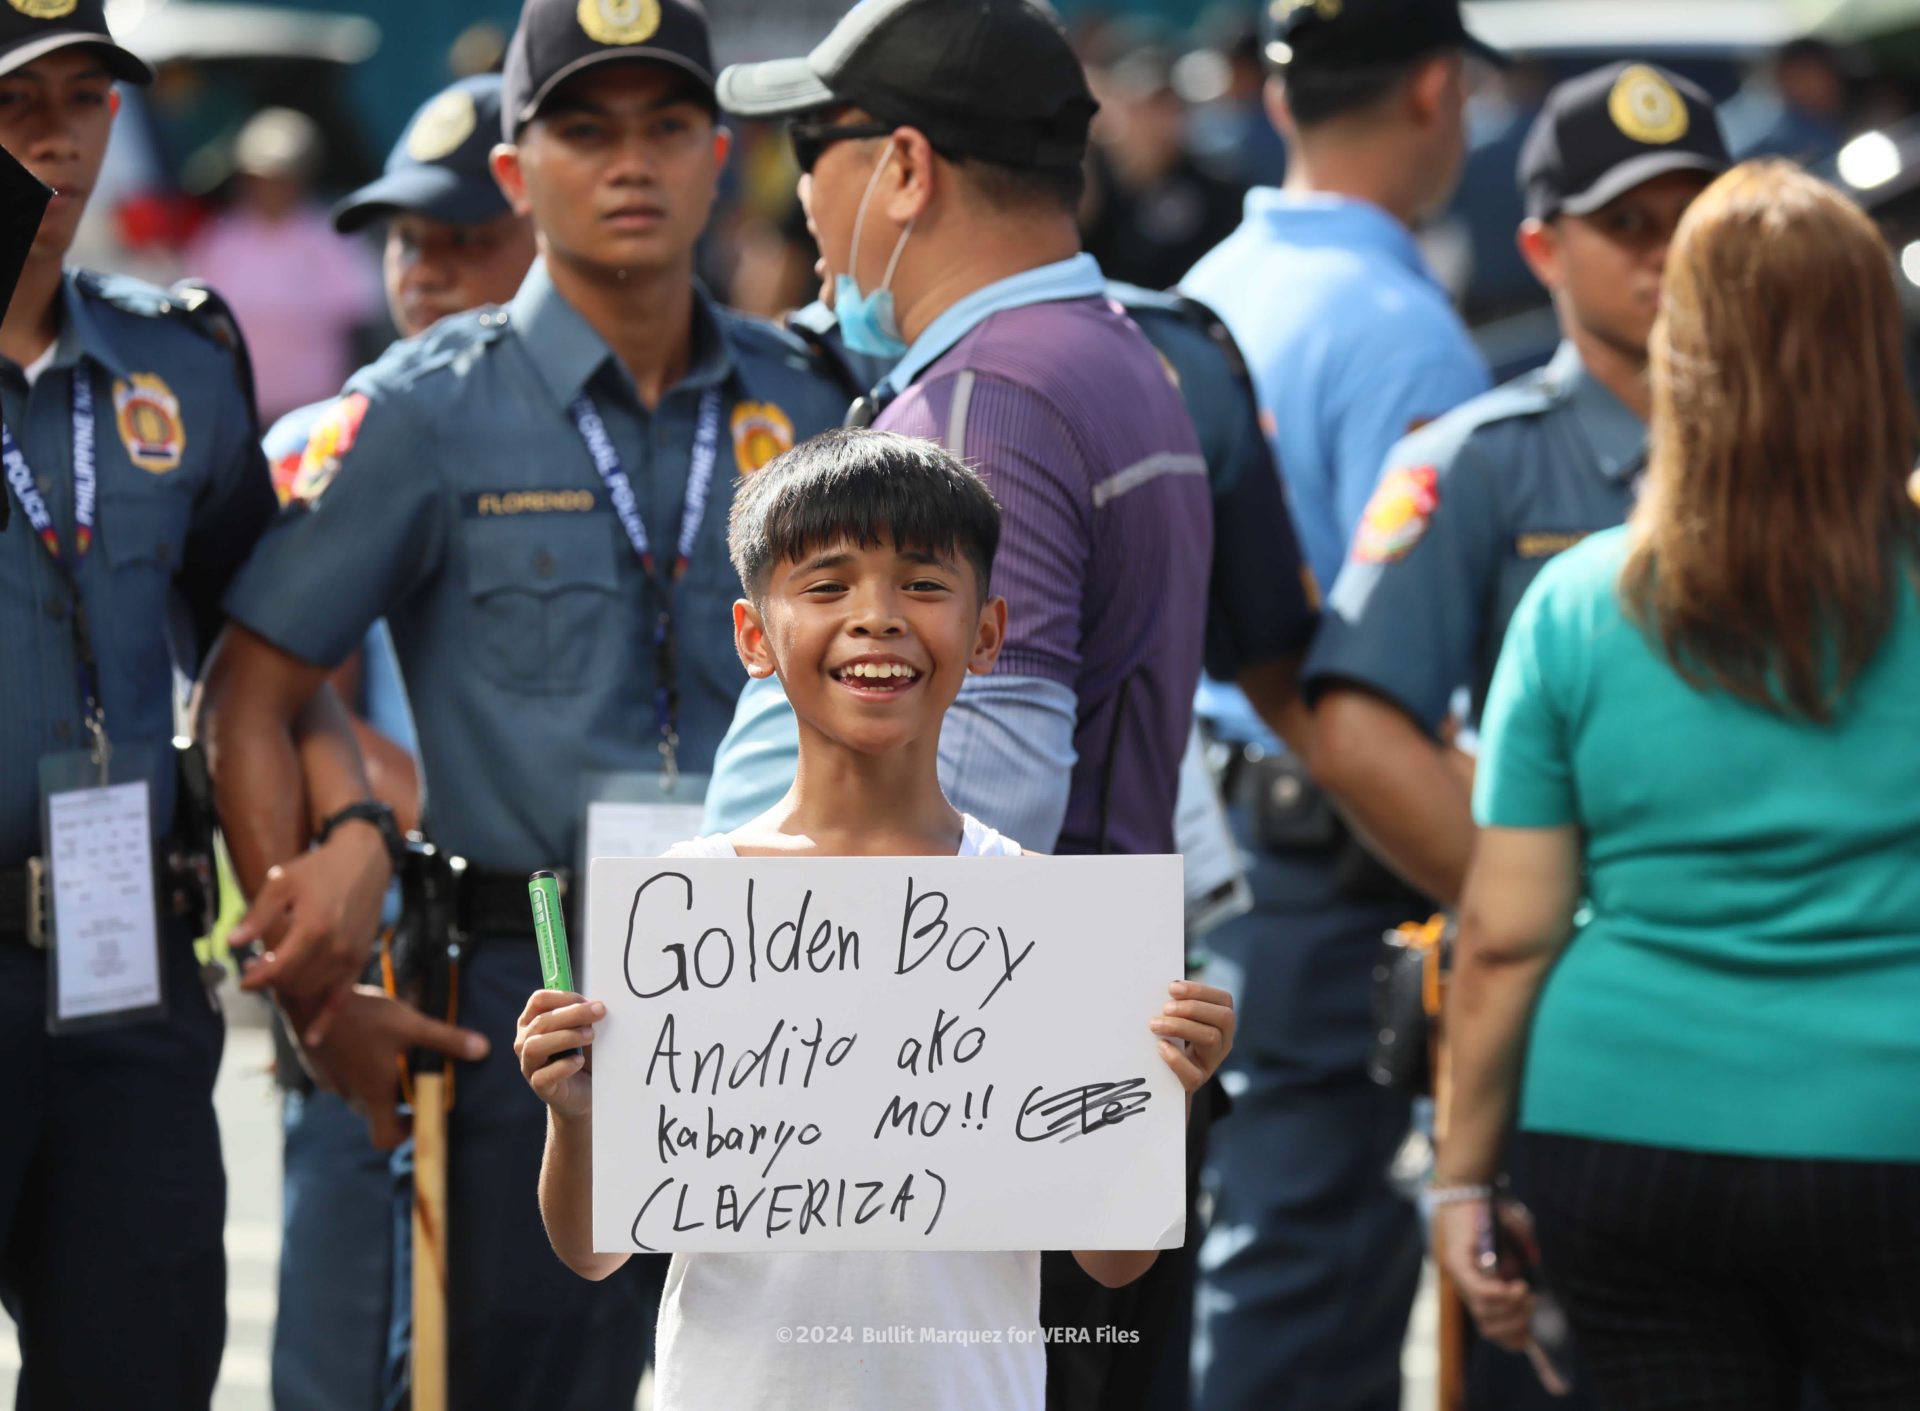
[528,871,575,993]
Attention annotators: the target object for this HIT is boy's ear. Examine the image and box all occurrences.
[734,598,777,678]
[968,596,1008,676]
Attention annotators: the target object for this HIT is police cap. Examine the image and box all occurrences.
[0,0,151,86]
[334,75,512,233]
[1520,62,1730,221]
[502,0,714,141]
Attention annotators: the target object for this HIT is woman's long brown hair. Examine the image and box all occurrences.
[1623,160,1920,722]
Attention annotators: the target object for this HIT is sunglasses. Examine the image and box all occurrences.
[789,119,896,175]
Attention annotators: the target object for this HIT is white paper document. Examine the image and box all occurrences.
[587,853,1187,1255]
[47,782,161,1024]
[584,800,709,872]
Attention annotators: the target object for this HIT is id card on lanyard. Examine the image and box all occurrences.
[568,386,722,989]
[5,375,165,1032]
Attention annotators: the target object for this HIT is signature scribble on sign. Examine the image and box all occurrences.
[1015,1079,1152,1144]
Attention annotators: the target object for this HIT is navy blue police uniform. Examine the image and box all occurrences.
[1307,343,1641,729]
[1,266,275,1404]
[260,72,521,1411]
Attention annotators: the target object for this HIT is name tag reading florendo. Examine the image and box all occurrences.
[588,854,1186,1254]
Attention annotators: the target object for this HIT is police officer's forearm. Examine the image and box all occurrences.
[347,717,422,835]
[1309,687,1474,906]
[1237,656,1314,759]
[197,625,360,896]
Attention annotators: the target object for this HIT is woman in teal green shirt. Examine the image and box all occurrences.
[1433,161,1920,1409]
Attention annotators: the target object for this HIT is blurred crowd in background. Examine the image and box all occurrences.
[72,0,1920,423]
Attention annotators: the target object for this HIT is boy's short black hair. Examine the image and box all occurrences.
[728,429,1002,601]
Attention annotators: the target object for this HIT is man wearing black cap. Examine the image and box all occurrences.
[200,1,852,1406]
[1305,61,1729,1409]
[0,2,291,1406]
[259,71,533,1411]
[1180,2,1500,1408]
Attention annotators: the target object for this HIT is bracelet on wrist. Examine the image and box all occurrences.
[1418,1182,1493,1219]
[315,799,405,871]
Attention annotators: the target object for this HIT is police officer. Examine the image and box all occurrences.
[1178,2,1501,1406]
[194,1,852,1406]
[0,2,283,1404]
[262,72,535,1411]
[1308,63,1730,906]
[1303,63,1730,1410]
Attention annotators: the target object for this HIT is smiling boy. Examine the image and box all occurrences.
[517,429,1236,1409]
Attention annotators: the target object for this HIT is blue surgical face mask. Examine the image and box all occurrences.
[834,141,915,360]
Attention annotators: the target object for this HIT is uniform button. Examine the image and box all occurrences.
[533,550,556,578]
[44,598,68,623]
[53,721,73,744]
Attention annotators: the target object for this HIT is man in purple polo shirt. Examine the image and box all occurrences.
[719,0,1211,861]
[717,1,1214,1402]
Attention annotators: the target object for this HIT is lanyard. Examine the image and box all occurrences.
[3,374,111,770]
[565,385,723,778]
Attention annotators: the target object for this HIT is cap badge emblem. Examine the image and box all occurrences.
[1609,66,1689,146]
[8,0,81,17]
[406,91,478,164]
[578,0,661,46]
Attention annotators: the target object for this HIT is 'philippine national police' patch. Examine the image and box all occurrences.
[731,402,795,474]
[291,393,370,504]
[114,374,186,474]
[1353,465,1440,564]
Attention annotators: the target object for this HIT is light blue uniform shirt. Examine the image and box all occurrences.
[1182,190,1490,744]
[702,257,1112,842]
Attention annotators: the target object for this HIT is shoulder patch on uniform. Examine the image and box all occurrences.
[114,374,187,475]
[731,402,794,474]
[1354,466,1440,564]
[291,394,369,504]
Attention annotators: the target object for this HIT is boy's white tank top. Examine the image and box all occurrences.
[651,815,1043,1411]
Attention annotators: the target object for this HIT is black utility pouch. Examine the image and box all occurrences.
[1368,915,1451,1096]
[1247,754,1341,852]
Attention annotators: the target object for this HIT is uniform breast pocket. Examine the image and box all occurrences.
[462,517,622,695]
[101,493,190,695]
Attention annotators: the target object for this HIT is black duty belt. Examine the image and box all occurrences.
[457,866,573,935]
[0,841,215,947]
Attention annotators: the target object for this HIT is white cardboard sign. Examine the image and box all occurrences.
[587,854,1186,1255]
